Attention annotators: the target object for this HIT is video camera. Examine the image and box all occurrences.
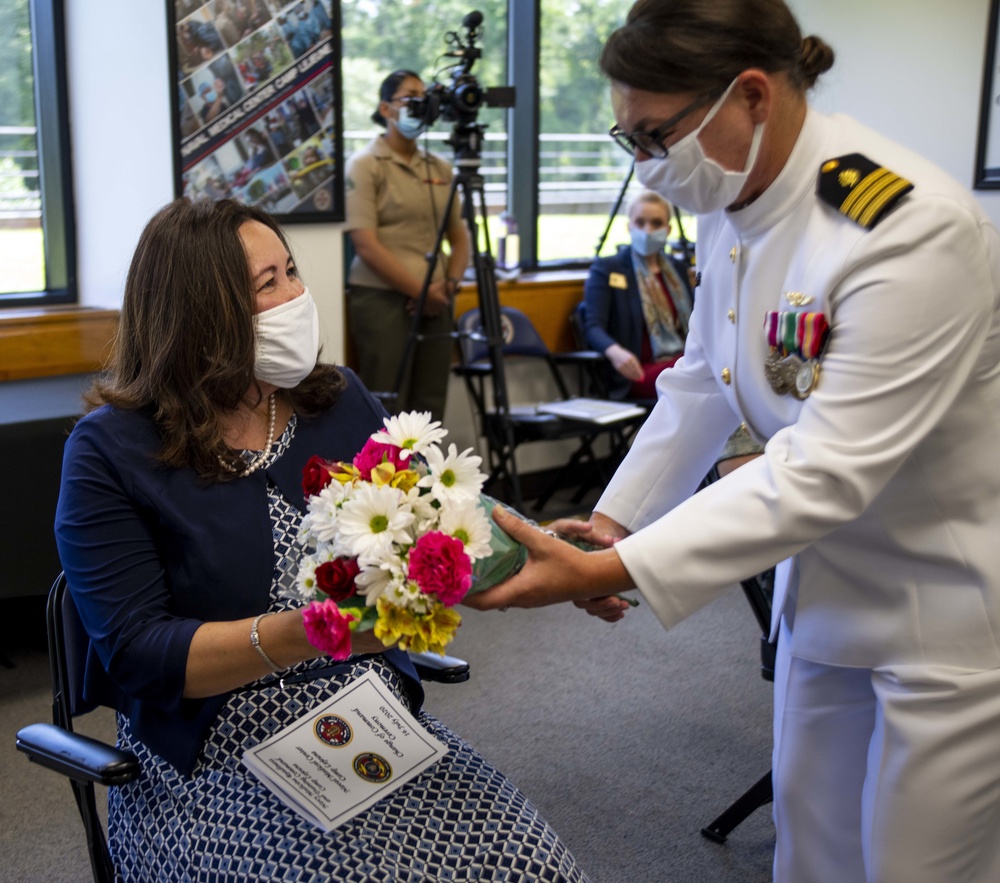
[406,10,515,129]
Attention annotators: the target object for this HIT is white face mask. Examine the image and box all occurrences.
[635,78,764,214]
[254,288,320,388]
[630,225,669,257]
[394,105,427,140]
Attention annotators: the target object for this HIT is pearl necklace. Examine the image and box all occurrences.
[220,392,277,478]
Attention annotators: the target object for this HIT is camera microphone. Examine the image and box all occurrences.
[462,10,483,29]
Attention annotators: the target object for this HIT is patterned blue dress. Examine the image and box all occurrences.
[108,418,589,882]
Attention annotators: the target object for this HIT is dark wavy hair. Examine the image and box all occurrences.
[370,68,421,127]
[87,198,345,480]
[600,0,834,96]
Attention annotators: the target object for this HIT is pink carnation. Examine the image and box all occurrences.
[302,599,356,660]
[407,531,472,607]
[352,439,408,480]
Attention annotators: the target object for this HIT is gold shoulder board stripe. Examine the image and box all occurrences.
[816,153,913,230]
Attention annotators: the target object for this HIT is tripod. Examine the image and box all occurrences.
[392,120,524,506]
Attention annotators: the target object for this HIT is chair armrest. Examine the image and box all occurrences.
[451,363,492,378]
[552,350,605,365]
[16,722,139,786]
[408,651,471,684]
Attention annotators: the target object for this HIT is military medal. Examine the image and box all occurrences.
[763,309,829,399]
[794,360,820,399]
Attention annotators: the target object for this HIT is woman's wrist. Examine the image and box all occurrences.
[256,608,321,670]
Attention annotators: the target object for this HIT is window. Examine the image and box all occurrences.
[340,0,692,270]
[340,0,508,240]
[0,0,75,306]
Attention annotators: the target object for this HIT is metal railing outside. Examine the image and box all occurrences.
[343,129,632,213]
[0,125,42,221]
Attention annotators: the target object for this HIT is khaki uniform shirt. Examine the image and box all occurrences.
[344,136,461,290]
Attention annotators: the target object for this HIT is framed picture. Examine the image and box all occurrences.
[976,0,1000,188]
[167,0,343,221]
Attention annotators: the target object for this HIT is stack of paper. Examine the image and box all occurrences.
[536,397,647,424]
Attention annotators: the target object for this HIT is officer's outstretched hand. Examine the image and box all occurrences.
[462,506,635,621]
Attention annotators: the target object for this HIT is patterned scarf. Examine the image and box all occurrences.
[631,250,693,361]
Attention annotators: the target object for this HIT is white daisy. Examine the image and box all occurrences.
[389,578,434,615]
[438,497,494,559]
[300,480,352,545]
[417,443,486,503]
[372,411,448,460]
[337,482,415,563]
[405,485,442,534]
[290,554,321,603]
[355,559,405,604]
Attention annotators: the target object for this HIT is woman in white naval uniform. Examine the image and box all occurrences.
[466,1,1000,881]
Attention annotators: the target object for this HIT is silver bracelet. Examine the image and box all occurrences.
[250,613,283,673]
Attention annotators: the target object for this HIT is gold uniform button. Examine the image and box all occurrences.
[721,368,732,385]
[729,247,737,262]
[727,309,735,323]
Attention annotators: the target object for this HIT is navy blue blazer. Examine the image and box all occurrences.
[582,245,694,400]
[54,369,422,775]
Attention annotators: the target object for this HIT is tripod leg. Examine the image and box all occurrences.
[700,770,773,844]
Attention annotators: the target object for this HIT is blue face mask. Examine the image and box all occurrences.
[630,226,668,257]
[394,105,427,140]
[203,90,217,104]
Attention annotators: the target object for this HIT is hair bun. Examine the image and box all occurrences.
[799,35,835,88]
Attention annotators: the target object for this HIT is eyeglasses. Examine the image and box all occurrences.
[609,90,720,159]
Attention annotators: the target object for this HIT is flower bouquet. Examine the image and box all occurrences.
[287,412,537,660]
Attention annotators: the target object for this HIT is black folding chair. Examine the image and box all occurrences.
[454,305,646,513]
[15,573,470,883]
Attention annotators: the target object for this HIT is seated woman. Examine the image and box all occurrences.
[54,197,589,882]
[582,189,693,401]
[582,190,761,468]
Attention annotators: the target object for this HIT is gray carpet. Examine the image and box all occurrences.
[1,589,775,882]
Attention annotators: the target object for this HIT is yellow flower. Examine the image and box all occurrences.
[331,463,359,484]
[390,469,421,493]
[370,461,397,487]
[373,596,417,649]
[415,603,462,655]
[372,597,461,655]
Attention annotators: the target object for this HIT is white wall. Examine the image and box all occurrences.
[63,1,347,361]
[789,0,1000,227]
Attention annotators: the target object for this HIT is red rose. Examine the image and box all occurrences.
[315,557,360,602]
[302,455,337,497]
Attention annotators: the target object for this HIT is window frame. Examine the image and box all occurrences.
[1,0,77,308]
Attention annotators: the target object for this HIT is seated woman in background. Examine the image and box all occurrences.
[54,198,589,883]
[582,189,693,401]
[582,189,761,469]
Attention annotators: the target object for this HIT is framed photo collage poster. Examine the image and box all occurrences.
[169,0,343,221]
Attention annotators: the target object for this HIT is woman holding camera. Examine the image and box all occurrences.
[345,69,470,422]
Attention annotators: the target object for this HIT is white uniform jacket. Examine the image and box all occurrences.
[599,108,1000,669]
